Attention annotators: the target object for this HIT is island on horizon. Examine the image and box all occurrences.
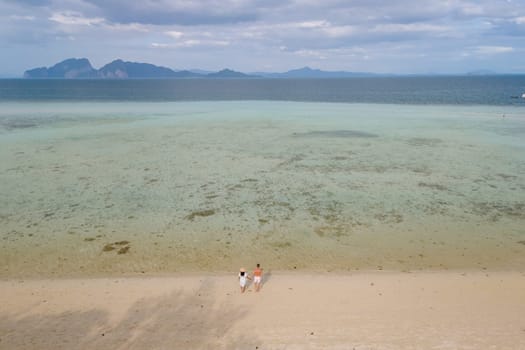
[22,57,385,79]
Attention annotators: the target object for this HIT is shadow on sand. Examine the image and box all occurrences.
[0,280,259,350]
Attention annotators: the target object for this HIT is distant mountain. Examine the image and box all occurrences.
[206,69,258,78]
[24,58,200,79]
[98,59,200,78]
[24,58,97,78]
[23,58,379,79]
[256,66,376,78]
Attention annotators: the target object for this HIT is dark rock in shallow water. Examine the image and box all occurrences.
[6,122,37,129]
[117,246,130,254]
[102,244,115,252]
[292,130,378,138]
[102,241,131,253]
[185,209,216,220]
[418,182,448,191]
[407,137,443,147]
[0,118,38,130]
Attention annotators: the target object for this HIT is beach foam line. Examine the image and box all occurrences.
[2,271,525,349]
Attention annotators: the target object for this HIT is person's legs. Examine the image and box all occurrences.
[254,276,262,291]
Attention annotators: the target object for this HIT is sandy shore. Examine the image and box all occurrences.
[2,271,525,349]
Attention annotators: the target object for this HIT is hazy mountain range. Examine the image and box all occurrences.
[23,58,507,79]
[23,58,378,79]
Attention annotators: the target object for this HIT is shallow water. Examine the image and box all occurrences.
[1,101,525,277]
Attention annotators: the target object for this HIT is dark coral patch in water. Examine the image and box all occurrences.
[185,209,216,221]
[406,137,443,147]
[118,246,130,254]
[418,182,449,191]
[102,241,131,254]
[102,244,115,252]
[292,130,378,138]
[471,202,525,221]
[0,120,38,130]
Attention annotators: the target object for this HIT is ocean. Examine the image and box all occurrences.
[1,76,525,104]
[1,77,524,277]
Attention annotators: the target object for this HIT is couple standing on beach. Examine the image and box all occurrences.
[238,264,263,293]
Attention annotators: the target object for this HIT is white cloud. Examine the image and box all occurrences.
[165,30,184,39]
[473,46,514,54]
[10,15,36,21]
[106,22,149,32]
[372,23,450,34]
[293,49,327,59]
[321,25,356,38]
[49,11,104,26]
[295,20,330,29]
[151,42,169,48]
[151,39,229,49]
[460,3,485,16]
[514,16,525,24]
[180,39,201,47]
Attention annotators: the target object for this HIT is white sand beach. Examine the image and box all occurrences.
[2,271,525,350]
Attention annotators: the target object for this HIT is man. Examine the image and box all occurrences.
[253,263,263,292]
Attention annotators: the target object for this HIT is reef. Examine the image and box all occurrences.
[185,209,216,221]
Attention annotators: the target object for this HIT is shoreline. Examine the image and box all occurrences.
[3,271,525,349]
[2,266,525,281]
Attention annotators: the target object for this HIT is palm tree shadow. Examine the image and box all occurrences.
[0,279,261,350]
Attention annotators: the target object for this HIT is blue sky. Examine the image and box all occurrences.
[1,0,525,76]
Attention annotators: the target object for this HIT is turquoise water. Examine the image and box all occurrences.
[1,101,525,277]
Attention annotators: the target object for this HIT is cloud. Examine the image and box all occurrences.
[515,16,525,25]
[2,0,525,74]
[473,45,514,54]
[165,31,184,39]
[49,11,105,26]
[371,23,450,34]
[295,20,330,29]
[105,22,149,32]
[9,15,36,21]
[3,0,51,5]
[152,39,230,49]
[82,0,260,25]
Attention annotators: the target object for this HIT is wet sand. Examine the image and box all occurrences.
[2,271,525,349]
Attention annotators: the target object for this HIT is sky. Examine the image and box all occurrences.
[1,0,525,76]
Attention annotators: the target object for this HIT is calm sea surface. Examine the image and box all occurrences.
[1,78,525,277]
[1,76,525,105]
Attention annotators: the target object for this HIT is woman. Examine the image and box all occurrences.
[238,267,251,293]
